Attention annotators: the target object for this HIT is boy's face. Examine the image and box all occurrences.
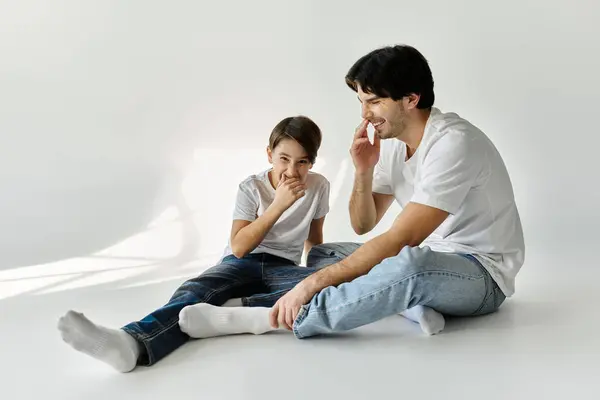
[267,138,313,186]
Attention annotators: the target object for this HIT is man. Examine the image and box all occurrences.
[180,44,525,339]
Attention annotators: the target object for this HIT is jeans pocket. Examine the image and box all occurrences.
[473,285,505,316]
[494,285,506,309]
[472,290,494,316]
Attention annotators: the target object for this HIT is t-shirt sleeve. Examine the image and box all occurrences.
[411,133,482,214]
[372,150,394,195]
[314,179,330,219]
[232,182,259,221]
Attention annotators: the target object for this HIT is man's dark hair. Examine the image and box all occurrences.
[269,116,322,164]
[345,45,435,109]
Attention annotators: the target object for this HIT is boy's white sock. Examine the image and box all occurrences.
[58,310,140,372]
[179,303,278,338]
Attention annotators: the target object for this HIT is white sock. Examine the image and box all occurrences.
[179,303,278,338]
[57,310,140,373]
[400,306,445,335]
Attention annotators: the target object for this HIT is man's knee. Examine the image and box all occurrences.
[371,246,434,281]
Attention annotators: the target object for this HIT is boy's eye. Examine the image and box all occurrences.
[280,157,289,162]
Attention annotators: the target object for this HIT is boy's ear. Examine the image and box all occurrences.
[266,146,273,164]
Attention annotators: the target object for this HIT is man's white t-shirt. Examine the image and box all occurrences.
[373,107,525,296]
[221,170,330,265]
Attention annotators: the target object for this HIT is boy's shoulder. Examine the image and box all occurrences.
[306,171,330,188]
[238,170,270,189]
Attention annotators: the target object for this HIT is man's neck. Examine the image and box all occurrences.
[399,108,431,157]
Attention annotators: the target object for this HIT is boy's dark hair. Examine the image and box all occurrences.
[269,116,322,164]
[345,45,435,109]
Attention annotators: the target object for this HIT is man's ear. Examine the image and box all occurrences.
[405,93,421,110]
[267,146,273,164]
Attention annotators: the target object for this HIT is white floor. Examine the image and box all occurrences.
[2,249,599,400]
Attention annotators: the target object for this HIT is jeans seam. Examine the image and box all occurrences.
[145,318,181,364]
[292,305,309,338]
[461,254,492,315]
[312,270,485,316]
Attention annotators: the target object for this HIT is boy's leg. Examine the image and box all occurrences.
[293,246,505,339]
[217,243,361,308]
[306,242,446,335]
[179,259,318,338]
[58,255,265,371]
[305,242,362,270]
[224,243,362,308]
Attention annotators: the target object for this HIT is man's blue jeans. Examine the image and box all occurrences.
[288,243,506,339]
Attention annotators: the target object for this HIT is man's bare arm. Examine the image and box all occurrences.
[302,202,449,293]
[349,171,395,234]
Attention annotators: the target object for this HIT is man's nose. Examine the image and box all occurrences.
[361,103,372,120]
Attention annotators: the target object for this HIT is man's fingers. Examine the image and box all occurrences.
[354,119,369,139]
[269,303,280,329]
[278,306,289,330]
[351,137,372,152]
[285,307,294,331]
[353,137,371,147]
[292,306,300,326]
[373,131,381,148]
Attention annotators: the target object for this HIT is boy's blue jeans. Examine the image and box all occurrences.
[122,253,315,365]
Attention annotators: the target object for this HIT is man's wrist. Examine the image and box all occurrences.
[301,264,337,295]
[355,168,374,179]
[300,274,325,296]
[353,171,374,194]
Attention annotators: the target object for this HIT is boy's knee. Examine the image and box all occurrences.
[308,242,361,258]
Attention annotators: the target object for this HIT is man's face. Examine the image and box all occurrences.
[357,84,407,140]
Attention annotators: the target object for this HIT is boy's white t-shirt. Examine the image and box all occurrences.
[221,170,330,265]
[373,107,525,296]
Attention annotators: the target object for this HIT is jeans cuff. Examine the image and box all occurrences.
[292,304,310,339]
[121,325,153,366]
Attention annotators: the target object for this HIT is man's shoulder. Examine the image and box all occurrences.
[425,108,489,153]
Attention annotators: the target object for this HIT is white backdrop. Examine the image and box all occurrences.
[1,0,598,276]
